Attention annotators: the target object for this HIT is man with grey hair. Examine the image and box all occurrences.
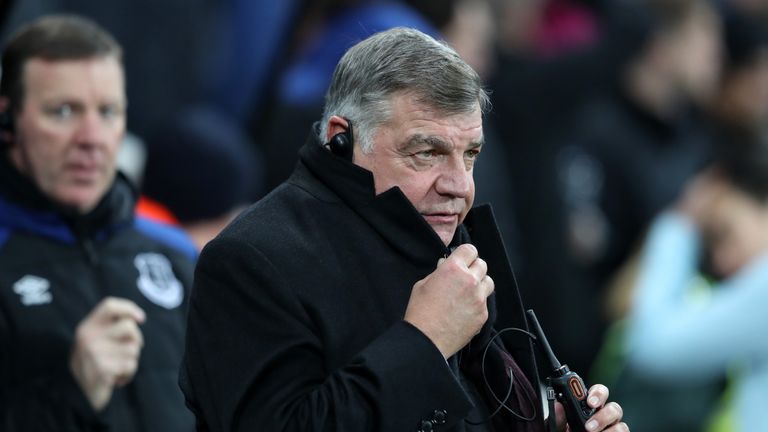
[181,27,627,432]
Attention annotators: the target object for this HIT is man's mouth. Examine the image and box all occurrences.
[422,213,459,225]
[65,162,101,181]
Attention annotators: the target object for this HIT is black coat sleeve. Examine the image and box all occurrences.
[0,306,107,431]
[180,236,474,431]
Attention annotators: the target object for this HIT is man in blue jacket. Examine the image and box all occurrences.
[0,14,196,431]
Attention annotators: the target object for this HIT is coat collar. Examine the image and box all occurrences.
[297,128,460,268]
[293,127,520,300]
[0,151,137,242]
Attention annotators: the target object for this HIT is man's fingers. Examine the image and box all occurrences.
[115,339,143,359]
[449,245,487,285]
[112,355,140,388]
[106,317,144,346]
[93,297,146,324]
[450,244,479,266]
[468,257,488,282]
[481,275,494,298]
[583,385,623,432]
[587,384,609,408]
[101,338,143,386]
[585,402,623,431]
[603,422,630,432]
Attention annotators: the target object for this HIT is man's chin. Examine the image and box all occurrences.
[54,187,105,214]
[431,224,457,247]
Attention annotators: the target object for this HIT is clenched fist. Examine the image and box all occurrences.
[404,244,494,358]
[69,297,146,411]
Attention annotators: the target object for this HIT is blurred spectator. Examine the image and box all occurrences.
[0,15,195,430]
[591,6,768,430]
[487,0,652,373]
[711,5,768,136]
[141,106,265,250]
[598,1,768,322]
[562,0,721,281]
[548,0,722,374]
[624,131,768,432]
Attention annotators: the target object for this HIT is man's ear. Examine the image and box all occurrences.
[325,115,350,143]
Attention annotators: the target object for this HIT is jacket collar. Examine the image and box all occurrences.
[0,151,136,243]
[297,128,460,268]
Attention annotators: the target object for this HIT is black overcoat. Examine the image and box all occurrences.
[180,138,546,432]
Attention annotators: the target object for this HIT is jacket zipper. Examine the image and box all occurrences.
[79,236,98,267]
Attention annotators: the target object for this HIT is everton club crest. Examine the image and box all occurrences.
[134,253,183,309]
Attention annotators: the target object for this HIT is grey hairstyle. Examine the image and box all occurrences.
[319,27,490,153]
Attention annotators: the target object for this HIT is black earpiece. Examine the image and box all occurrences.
[0,108,14,146]
[326,121,354,161]
[0,111,13,133]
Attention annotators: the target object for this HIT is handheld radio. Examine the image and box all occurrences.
[526,310,595,432]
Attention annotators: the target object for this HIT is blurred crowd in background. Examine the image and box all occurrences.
[1,0,767,431]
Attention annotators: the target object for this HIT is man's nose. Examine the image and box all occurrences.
[73,111,109,146]
[435,155,471,197]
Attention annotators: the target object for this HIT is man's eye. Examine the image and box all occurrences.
[415,150,438,160]
[465,149,481,160]
[47,104,73,119]
[100,105,122,119]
